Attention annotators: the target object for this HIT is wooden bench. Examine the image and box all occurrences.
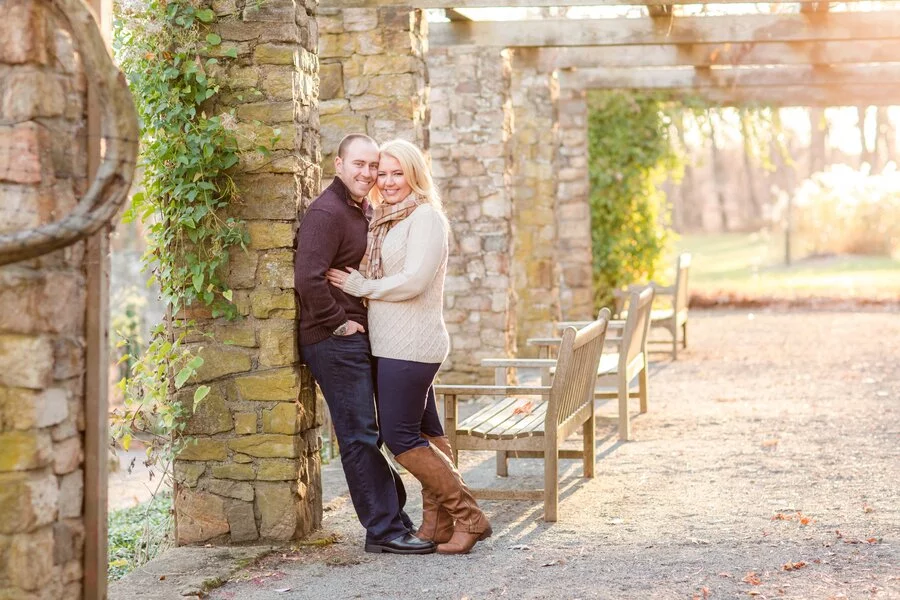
[614,252,691,359]
[433,310,611,522]
[527,286,655,442]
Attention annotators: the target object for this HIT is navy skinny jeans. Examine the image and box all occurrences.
[300,333,411,544]
[374,357,445,456]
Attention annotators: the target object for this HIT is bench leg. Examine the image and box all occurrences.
[544,445,559,522]
[682,321,688,349]
[672,324,678,360]
[618,376,631,441]
[583,414,595,478]
[496,451,508,477]
[639,365,649,414]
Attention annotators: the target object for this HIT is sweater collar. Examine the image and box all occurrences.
[328,176,371,215]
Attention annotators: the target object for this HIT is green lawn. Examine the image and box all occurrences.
[674,232,900,299]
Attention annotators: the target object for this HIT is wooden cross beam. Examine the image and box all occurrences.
[429,12,900,47]
[598,84,900,107]
[323,0,863,7]
[560,64,900,90]
[515,41,900,70]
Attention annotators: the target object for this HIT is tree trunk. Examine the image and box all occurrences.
[808,107,826,176]
[876,106,892,171]
[739,110,763,228]
[674,111,700,231]
[708,110,729,232]
[858,105,872,169]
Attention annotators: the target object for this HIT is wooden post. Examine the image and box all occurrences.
[84,2,112,598]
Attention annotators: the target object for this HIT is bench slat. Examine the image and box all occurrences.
[483,401,548,440]
[457,396,520,432]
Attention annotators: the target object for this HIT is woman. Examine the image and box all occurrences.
[326,139,491,555]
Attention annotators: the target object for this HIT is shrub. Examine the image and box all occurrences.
[787,164,900,258]
[587,91,679,309]
[108,493,173,581]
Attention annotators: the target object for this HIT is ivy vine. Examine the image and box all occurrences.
[110,1,247,463]
[587,91,680,310]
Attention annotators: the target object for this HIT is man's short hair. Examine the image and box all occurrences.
[337,134,378,159]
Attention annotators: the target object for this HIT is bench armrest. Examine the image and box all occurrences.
[434,384,552,397]
[526,337,562,347]
[480,358,557,369]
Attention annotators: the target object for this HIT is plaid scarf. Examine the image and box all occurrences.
[359,193,422,280]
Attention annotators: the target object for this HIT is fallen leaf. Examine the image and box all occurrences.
[866,537,880,544]
[742,571,762,585]
[782,561,807,571]
[541,559,565,567]
[747,591,760,597]
[863,504,875,514]
[274,589,292,593]
[761,438,780,448]
[719,572,733,578]
[513,401,534,415]
[508,544,530,551]
[158,576,166,581]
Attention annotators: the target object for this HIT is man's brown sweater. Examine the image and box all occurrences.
[294,177,370,346]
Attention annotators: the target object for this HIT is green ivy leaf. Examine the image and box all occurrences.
[174,366,193,389]
[206,33,221,45]
[196,8,215,22]
[193,385,211,409]
[224,47,238,59]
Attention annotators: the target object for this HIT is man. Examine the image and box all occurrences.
[295,134,435,554]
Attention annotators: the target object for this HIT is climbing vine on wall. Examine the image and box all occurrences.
[110,0,247,462]
[587,91,681,310]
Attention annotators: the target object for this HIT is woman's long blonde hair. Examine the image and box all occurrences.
[374,139,444,213]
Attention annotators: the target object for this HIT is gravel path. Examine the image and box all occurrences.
[209,310,899,600]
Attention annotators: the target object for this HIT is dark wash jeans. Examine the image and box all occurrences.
[374,357,445,456]
[300,333,410,544]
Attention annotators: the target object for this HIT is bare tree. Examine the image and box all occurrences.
[740,110,763,228]
[708,110,730,232]
[857,106,873,169]
[809,107,826,176]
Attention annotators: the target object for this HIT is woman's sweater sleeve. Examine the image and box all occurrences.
[342,208,446,302]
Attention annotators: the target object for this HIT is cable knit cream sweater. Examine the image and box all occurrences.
[341,203,450,364]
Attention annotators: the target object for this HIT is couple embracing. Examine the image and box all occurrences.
[294,134,491,555]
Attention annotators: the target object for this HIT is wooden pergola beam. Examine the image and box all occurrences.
[516,40,900,70]
[430,12,900,47]
[561,64,900,89]
[575,84,900,107]
[324,0,863,6]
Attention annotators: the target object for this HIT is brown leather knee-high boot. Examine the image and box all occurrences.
[396,445,492,555]
[414,436,454,543]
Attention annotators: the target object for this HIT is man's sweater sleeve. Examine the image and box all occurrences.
[342,208,446,302]
[295,208,347,330]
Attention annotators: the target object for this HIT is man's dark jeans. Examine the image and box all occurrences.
[300,333,410,544]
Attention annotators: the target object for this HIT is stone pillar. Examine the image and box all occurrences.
[510,56,562,354]
[0,2,89,596]
[172,0,322,545]
[318,6,428,179]
[556,85,594,319]
[427,46,516,383]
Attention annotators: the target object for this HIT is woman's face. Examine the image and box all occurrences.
[376,153,412,205]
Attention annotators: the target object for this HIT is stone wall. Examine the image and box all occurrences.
[318,7,428,179]
[0,1,89,597]
[556,84,594,320]
[172,0,322,545]
[509,58,562,354]
[427,46,516,383]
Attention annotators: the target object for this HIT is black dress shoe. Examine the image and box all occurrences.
[365,533,436,555]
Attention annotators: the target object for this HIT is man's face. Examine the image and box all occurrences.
[335,139,379,202]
